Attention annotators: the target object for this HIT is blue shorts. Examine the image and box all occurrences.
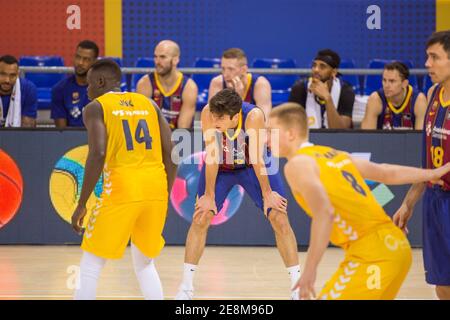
[197,165,287,216]
[423,187,450,285]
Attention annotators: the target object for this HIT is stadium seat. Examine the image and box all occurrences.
[99,56,128,91]
[130,57,155,91]
[252,58,297,106]
[363,59,419,96]
[19,56,65,109]
[191,58,221,111]
[339,59,361,95]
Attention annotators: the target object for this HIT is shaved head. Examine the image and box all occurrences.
[154,40,181,76]
[156,40,180,57]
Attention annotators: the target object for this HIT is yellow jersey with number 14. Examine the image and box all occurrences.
[96,91,167,204]
[293,145,393,249]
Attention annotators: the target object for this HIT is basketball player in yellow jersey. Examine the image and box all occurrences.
[267,103,450,300]
[70,59,176,300]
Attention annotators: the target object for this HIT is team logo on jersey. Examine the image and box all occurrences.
[154,90,161,97]
[432,101,439,112]
[172,95,181,103]
[72,92,80,104]
[119,99,134,107]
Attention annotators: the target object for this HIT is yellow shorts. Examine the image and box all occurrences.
[319,226,412,300]
[81,199,168,259]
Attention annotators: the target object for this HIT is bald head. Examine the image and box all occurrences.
[156,40,180,57]
[154,40,180,76]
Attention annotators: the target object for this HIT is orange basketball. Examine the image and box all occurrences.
[0,149,23,228]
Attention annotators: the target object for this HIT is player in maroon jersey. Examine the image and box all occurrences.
[394,30,450,300]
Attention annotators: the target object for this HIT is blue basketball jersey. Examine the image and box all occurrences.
[50,75,90,127]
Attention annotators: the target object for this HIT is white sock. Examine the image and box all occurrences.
[287,265,301,289]
[131,243,164,300]
[180,263,197,291]
[74,251,106,300]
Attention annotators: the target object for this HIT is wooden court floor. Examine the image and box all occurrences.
[0,245,436,300]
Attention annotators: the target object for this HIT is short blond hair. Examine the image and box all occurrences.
[222,48,247,65]
[269,103,308,137]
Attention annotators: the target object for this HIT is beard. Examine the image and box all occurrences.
[75,67,88,77]
[312,73,331,83]
[156,60,173,77]
[0,83,13,95]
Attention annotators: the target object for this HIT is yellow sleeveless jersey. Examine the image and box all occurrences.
[96,91,167,203]
[293,145,393,249]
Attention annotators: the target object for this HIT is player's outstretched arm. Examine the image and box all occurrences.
[153,101,176,194]
[351,157,450,185]
[285,156,334,299]
[72,101,106,233]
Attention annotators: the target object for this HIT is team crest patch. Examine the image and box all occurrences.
[172,95,181,103]
[154,90,161,97]
[432,101,438,112]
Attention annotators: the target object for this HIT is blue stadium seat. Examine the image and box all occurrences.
[99,56,128,91]
[423,74,434,93]
[339,59,361,95]
[191,58,221,111]
[19,56,65,109]
[252,58,297,106]
[363,59,419,95]
[130,57,155,91]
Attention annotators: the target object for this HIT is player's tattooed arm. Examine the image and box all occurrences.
[72,101,106,234]
[285,155,334,299]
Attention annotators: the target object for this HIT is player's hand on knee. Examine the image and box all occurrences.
[71,205,87,235]
[392,204,412,234]
[195,195,217,218]
[263,191,288,214]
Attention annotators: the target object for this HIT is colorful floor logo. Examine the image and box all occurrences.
[49,145,103,226]
[0,149,23,229]
[171,151,245,225]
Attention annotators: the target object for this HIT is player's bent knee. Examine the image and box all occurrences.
[269,210,291,235]
[192,212,213,229]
